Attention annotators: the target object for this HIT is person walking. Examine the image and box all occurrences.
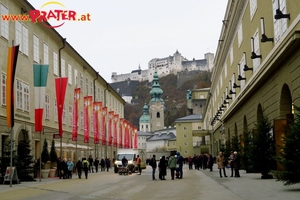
[76,159,82,179]
[67,158,74,179]
[100,158,105,172]
[232,151,241,177]
[105,157,111,172]
[158,156,167,180]
[228,151,235,177]
[82,157,89,179]
[207,153,214,172]
[136,155,141,175]
[88,155,94,173]
[168,153,177,180]
[150,155,157,180]
[94,157,99,173]
[177,152,184,179]
[216,152,227,178]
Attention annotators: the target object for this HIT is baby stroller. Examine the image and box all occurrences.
[175,167,181,179]
[118,164,129,175]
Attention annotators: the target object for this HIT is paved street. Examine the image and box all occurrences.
[0,164,299,200]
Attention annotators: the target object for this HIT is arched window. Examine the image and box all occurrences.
[156,112,160,118]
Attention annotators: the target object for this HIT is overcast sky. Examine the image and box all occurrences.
[28,0,228,83]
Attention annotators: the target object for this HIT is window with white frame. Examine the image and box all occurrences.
[220,73,223,88]
[1,73,6,105]
[238,23,243,47]
[90,80,93,96]
[33,34,39,63]
[43,43,48,64]
[63,103,66,124]
[0,3,9,40]
[272,0,288,43]
[68,64,72,85]
[250,0,257,20]
[45,94,50,120]
[54,99,58,122]
[53,51,58,75]
[101,90,104,102]
[230,46,234,65]
[16,80,29,111]
[15,21,28,55]
[183,134,188,138]
[184,150,188,154]
[80,73,83,91]
[183,127,188,130]
[85,78,88,95]
[61,58,65,77]
[97,87,101,101]
[68,105,72,127]
[230,77,236,100]
[74,69,78,86]
[252,30,261,71]
[184,142,188,146]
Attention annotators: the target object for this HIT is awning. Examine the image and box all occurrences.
[55,142,92,150]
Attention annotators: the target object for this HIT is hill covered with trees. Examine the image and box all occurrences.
[124,71,212,128]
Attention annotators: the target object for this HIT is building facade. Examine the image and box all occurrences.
[0,0,126,162]
[205,0,300,157]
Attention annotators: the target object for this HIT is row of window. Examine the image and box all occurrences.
[213,0,288,113]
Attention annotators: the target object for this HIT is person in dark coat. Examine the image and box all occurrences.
[158,156,167,180]
[88,155,94,173]
[232,151,241,177]
[76,159,82,179]
[105,157,110,172]
[150,155,157,180]
[100,158,105,172]
[94,157,99,173]
[207,153,214,172]
[228,151,235,177]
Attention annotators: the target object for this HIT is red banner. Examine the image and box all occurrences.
[124,120,129,148]
[108,111,114,146]
[102,107,107,146]
[119,118,123,148]
[129,123,132,149]
[113,114,119,147]
[72,88,80,141]
[93,102,102,144]
[134,127,138,149]
[83,96,92,143]
[55,77,68,136]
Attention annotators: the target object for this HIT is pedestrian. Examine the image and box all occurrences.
[158,156,167,180]
[136,155,141,175]
[207,153,214,172]
[105,157,110,172]
[67,158,74,179]
[232,151,241,177]
[76,159,82,179]
[94,157,99,173]
[100,158,105,172]
[216,152,227,178]
[150,155,157,180]
[188,156,193,170]
[177,152,183,179]
[82,157,89,179]
[228,151,235,177]
[88,155,94,173]
[168,153,176,180]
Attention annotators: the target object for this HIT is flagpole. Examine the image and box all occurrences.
[39,131,42,182]
[9,127,13,187]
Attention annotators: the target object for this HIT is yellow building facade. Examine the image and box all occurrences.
[0,0,125,162]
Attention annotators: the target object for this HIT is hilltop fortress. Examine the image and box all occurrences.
[111,50,214,83]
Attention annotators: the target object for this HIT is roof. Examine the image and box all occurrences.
[138,131,154,136]
[175,114,202,122]
[147,132,176,141]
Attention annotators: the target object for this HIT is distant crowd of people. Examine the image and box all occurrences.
[55,155,113,179]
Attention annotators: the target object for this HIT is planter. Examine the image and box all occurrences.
[41,169,50,179]
[49,168,56,178]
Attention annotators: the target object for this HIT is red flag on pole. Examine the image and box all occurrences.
[102,107,107,146]
[93,102,101,144]
[134,127,138,149]
[108,111,114,146]
[72,88,80,141]
[6,45,19,128]
[119,118,123,148]
[113,114,119,147]
[83,96,92,143]
[55,77,68,136]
